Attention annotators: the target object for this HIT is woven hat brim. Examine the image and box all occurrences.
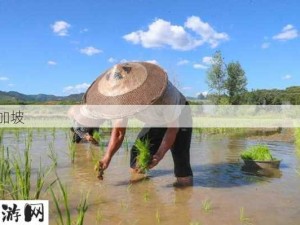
[84,62,168,118]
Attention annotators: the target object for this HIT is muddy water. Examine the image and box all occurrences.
[2,129,300,225]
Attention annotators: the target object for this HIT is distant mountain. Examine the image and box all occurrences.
[0,91,84,104]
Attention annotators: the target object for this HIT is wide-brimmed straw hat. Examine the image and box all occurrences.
[83,62,168,118]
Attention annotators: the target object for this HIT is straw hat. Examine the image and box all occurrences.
[83,62,168,118]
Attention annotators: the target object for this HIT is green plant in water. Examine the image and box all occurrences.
[68,139,76,164]
[143,191,150,202]
[240,207,252,225]
[47,141,58,167]
[241,144,276,161]
[49,176,89,225]
[93,131,101,143]
[155,209,161,224]
[7,144,52,200]
[0,146,11,199]
[295,127,300,155]
[190,222,202,225]
[135,138,151,172]
[201,199,212,213]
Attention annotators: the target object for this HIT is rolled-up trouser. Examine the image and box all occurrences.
[130,104,193,177]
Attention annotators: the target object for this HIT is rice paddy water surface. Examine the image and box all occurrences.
[1,129,300,225]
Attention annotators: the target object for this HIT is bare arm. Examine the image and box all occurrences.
[100,119,128,170]
[149,121,179,169]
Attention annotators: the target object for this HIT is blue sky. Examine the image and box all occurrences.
[0,0,299,97]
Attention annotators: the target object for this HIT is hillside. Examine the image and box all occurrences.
[0,91,84,104]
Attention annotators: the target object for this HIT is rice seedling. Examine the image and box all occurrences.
[155,209,161,224]
[134,138,151,173]
[295,127,300,149]
[201,199,212,213]
[241,144,276,161]
[143,191,150,202]
[7,145,53,200]
[0,129,4,144]
[190,222,202,225]
[47,141,58,167]
[120,200,129,210]
[96,209,103,224]
[126,183,132,193]
[240,207,252,225]
[49,176,89,225]
[76,194,89,225]
[93,131,101,143]
[68,139,76,164]
[51,127,56,139]
[0,146,11,199]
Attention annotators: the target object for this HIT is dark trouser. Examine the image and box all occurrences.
[130,104,193,177]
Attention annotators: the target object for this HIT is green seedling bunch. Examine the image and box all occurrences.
[135,138,151,172]
[241,144,275,161]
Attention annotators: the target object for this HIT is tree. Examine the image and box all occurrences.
[206,51,227,104]
[225,62,247,104]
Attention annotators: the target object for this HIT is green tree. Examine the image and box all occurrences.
[225,62,247,104]
[206,51,227,104]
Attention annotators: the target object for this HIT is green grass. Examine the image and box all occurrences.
[241,144,276,161]
[134,139,151,172]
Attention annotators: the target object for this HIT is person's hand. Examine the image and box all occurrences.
[148,151,165,169]
[100,155,111,170]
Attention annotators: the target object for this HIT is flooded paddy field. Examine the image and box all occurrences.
[1,128,300,225]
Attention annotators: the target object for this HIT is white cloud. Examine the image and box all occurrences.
[146,60,159,65]
[273,24,298,41]
[282,74,292,80]
[108,57,117,63]
[123,16,229,51]
[51,21,71,36]
[80,46,102,56]
[63,83,90,94]
[202,56,213,65]
[8,83,14,87]
[177,59,189,66]
[47,60,57,66]
[0,76,9,81]
[261,42,270,49]
[193,64,208,69]
[185,16,229,48]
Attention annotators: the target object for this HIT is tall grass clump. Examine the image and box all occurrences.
[0,146,10,199]
[7,143,53,200]
[135,139,151,172]
[241,145,276,161]
[50,176,89,225]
